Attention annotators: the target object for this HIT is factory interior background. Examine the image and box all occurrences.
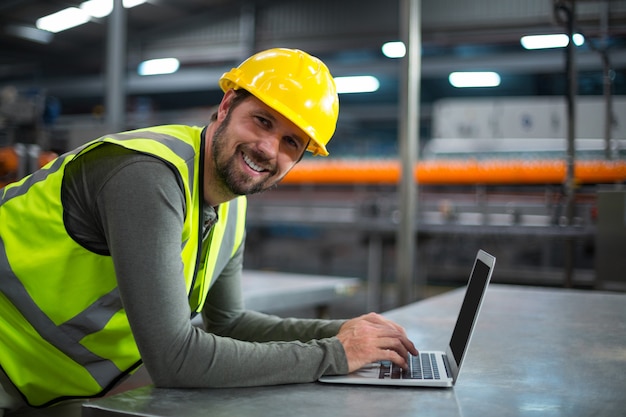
[1,0,625,316]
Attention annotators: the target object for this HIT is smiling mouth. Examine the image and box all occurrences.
[242,152,266,173]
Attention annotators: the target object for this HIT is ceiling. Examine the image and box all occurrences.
[1,0,626,133]
[0,0,236,80]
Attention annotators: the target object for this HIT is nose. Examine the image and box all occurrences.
[256,132,280,159]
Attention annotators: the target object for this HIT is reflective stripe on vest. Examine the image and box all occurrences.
[0,125,246,406]
[189,195,247,313]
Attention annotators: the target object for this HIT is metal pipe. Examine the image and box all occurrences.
[367,235,383,312]
[600,0,614,160]
[555,0,577,288]
[105,0,127,133]
[396,0,421,305]
[239,3,256,59]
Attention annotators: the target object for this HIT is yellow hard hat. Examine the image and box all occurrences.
[219,48,339,157]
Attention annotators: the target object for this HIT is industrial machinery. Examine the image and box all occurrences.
[0,86,58,187]
[243,97,626,300]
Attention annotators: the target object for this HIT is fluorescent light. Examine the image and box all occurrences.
[80,0,148,18]
[382,41,406,58]
[572,33,585,46]
[334,76,380,94]
[520,33,585,50]
[81,0,113,18]
[81,0,148,17]
[449,72,501,88]
[36,0,148,33]
[36,7,90,33]
[138,58,180,76]
[123,0,148,7]
[81,0,147,17]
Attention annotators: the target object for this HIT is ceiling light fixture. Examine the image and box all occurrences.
[334,76,380,94]
[382,41,406,58]
[36,0,148,33]
[81,0,113,18]
[123,0,148,7]
[520,33,585,50]
[138,58,180,76]
[449,72,501,88]
[36,7,90,33]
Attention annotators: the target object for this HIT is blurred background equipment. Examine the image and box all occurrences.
[0,0,625,311]
[0,86,58,187]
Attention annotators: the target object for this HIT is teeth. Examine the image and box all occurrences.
[243,153,264,172]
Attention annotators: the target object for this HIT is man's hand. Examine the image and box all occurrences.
[336,312,418,373]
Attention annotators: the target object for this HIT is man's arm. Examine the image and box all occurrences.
[201,245,345,343]
[202,244,416,370]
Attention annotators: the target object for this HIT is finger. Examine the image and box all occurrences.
[404,338,419,356]
[357,319,418,357]
[371,324,419,356]
[368,315,419,356]
[378,337,410,359]
[381,347,409,369]
[380,332,417,357]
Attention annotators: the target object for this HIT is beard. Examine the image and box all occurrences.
[211,114,279,197]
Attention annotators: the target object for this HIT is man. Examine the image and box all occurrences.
[0,48,416,412]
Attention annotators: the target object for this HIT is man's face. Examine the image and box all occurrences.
[209,92,309,200]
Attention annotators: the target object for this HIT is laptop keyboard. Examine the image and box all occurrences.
[379,353,442,380]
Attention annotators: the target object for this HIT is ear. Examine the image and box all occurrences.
[217,89,236,122]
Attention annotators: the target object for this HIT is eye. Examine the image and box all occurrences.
[283,136,299,150]
[254,115,271,129]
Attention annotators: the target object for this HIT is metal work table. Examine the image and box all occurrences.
[75,284,626,417]
[238,270,360,315]
[189,270,359,327]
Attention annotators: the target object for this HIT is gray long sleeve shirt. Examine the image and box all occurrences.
[60,141,349,389]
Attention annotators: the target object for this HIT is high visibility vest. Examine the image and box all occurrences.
[0,125,247,407]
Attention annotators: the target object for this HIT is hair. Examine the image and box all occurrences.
[210,89,252,122]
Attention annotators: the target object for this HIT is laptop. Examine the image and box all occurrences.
[319,249,496,388]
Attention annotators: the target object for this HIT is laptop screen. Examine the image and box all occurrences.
[449,256,492,365]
